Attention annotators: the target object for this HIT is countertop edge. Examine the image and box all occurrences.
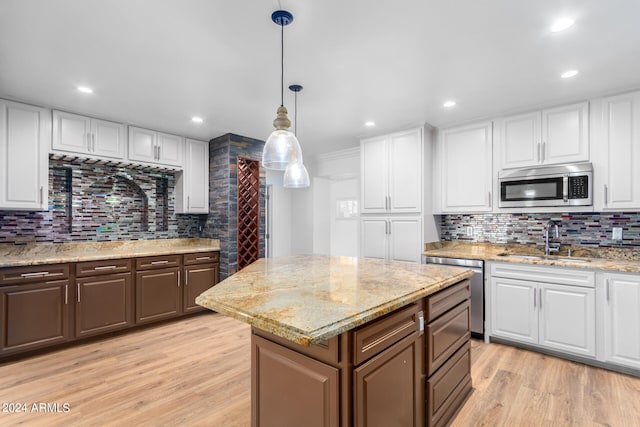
[197,269,473,347]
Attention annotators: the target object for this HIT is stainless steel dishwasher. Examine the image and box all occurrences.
[424,256,484,338]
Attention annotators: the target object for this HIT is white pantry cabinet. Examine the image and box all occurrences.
[489,262,596,358]
[52,110,125,160]
[0,99,50,211]
[128,126,183,168]
[438,121,493,213]
[175,138,209,214]
[361,128,422,214]
[361,217,421,263]
[602,272,640,370]
[498,101,589,169]
[594,91,640,210]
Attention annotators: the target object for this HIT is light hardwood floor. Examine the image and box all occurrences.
[0,312,639,426]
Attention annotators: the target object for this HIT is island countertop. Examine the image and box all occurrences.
[0,238,220,268]
[196,255,473,346]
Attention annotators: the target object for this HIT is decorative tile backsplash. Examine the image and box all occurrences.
[441,212,640,248]
[0,159,205,244]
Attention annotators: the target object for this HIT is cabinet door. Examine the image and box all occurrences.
[91,118,125,159]
[76,272,133,338]
[0,100,49,210]
[135,267,181,324]
[440,121,493,212]
[500,111,541,169]
[490,277,537,344]
[388,128,422,213]
[603,273,640,369]
[252,334,339,427]
[361,136,388,213]
[157,132,183,167]
[354,332,421,427]
[539,283,595,357]
[0,280,70,354]
[361,218,388,260]
[183,263,218,313]
[128,126,157,163]
[52,110,91,154]
[389,217,421,263]
[176,139,209,214]
[541,102,589,165]
[600,92,640,210]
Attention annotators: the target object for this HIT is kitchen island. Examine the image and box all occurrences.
[196,255,474,427]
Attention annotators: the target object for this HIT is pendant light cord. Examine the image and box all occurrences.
[294,90,297,135]
[280,22,284,107]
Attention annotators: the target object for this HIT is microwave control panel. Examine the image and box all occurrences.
[568,175,588,199]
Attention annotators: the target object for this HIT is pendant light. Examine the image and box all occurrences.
[284,84,310,188]
[261,10,303,171]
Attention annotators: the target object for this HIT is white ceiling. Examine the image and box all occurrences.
[1,0,640,157]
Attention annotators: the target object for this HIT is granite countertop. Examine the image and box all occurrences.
[423,241,640,273]
[196,255,473,346]
[0,238,220,268]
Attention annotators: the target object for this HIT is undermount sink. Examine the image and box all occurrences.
[496,253,590,263]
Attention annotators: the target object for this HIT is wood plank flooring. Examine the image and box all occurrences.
[0,312,639,426]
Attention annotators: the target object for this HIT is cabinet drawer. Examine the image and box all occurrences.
[352,302,419,365]
[0,264,70,286]
[427,300,470,376]
[135,255,181,270]
[427,341,472,427]
[183,251,219,265]
[76,258,132,277]
[490,262,595,288]
[425,279,470,322]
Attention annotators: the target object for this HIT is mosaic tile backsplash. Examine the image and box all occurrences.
[0,159,205,244]
[441,212,640,248]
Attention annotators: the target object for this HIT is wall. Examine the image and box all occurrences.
[0,159,204,244]
[268,183,292,257]
[330,178,359,257]
[204,133,265,278]
[441,212,640,248]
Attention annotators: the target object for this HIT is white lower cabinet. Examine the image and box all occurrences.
[361,217,421,263]
[602,272,640,370]
[489,262,596,358]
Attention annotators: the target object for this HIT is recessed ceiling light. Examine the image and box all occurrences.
[443,100,456,108]
[551,18,575,33]
[561,70,579,79]
[191,117,204,123]
[365,121,375,127]
[77,86,93,94]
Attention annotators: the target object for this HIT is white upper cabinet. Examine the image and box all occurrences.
[52,110,125,160]
[175,138,209,214]
[498,101,589,169]
[0,100,50,211]
[361,128,422,214]
[128,126,183,167]
[439,121,493,213]
[360,216,422,263]
[594,91,640,210]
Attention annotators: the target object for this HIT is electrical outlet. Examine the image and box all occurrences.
[612,227,623,241]
[466,226,473,236]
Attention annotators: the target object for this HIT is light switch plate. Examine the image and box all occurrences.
[466,226,473,236]
[612,227,623,240]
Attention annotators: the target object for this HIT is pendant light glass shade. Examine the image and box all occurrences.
[262,129,303,171]
[283,161,310,188]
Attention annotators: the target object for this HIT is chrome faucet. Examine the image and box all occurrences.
[544,220,560,256]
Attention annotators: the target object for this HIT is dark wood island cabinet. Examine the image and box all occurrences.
[197,255,474,427]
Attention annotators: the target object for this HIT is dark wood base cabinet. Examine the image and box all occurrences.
[251,279,472,427]
[0,251,219,359]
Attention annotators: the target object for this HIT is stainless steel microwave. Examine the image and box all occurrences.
[498,163,593,208]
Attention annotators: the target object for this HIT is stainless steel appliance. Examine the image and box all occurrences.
[498,162,592,208]
[424,256,484,338]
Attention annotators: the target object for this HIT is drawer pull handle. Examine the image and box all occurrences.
[195,256,210,261]
[418,311,424,336]
[20,271,49,278]
[94,265,117,270]
[151,260,169,265]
